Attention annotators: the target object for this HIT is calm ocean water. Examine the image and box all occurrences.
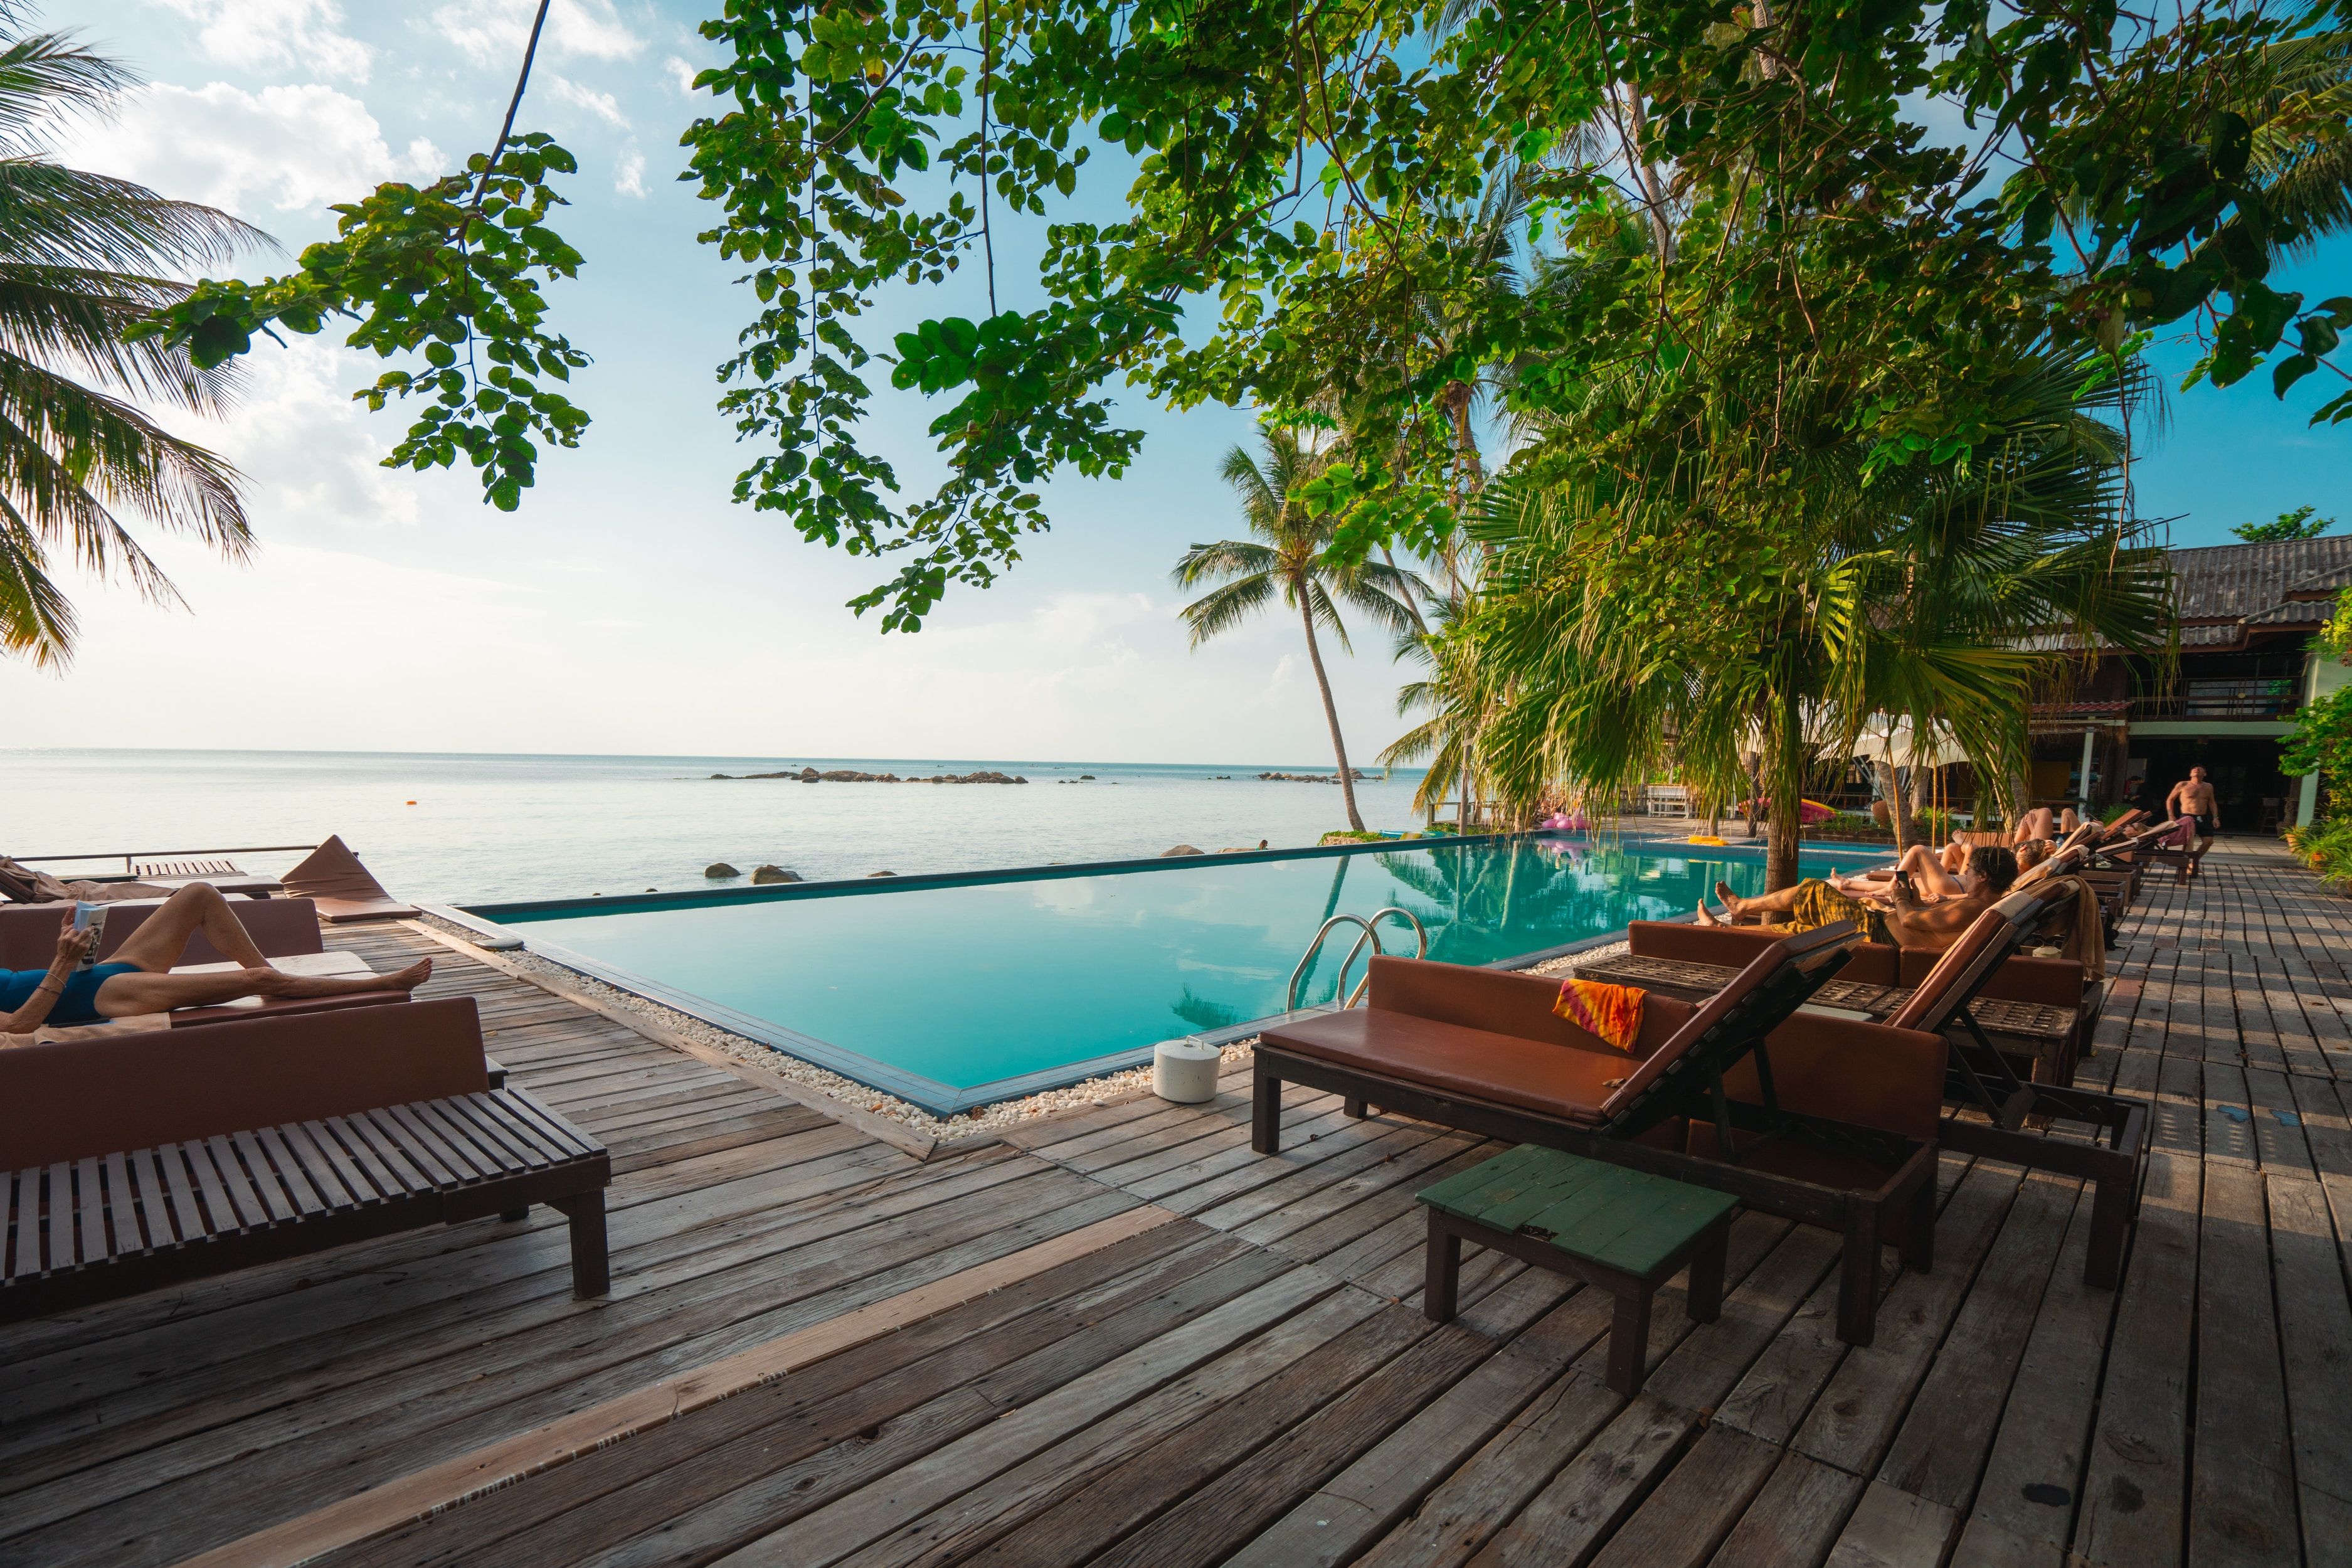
[2,749,1439,903]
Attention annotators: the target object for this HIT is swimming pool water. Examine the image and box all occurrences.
[480,838,1846,1113]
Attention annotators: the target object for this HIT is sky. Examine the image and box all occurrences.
[4,0,2347,762]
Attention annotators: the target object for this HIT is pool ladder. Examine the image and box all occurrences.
[1285,907,1428,1012]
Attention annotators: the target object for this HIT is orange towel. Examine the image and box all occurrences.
[1555,978,1645,1051]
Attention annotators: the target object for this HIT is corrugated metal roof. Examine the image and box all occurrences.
[2284,560,2352,600]
[2171,536,2352,621]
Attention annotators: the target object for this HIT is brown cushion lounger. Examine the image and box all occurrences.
[1256,927,1946,1344]
[279,836,418,923]
[1611,893,2148,1289]
[0,997,606,1319]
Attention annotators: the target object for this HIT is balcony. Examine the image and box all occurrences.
[2132,676,2301,720]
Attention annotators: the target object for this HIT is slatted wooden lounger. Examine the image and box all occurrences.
[1591,887,2149,1288]
[1256,926,1949,1345]
[0,997,608,1320]
[1575,951,2081,1078]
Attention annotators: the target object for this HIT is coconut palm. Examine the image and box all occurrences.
[1175,426,1428,832]
[1454,340,2173,887]
[0,16,264,666]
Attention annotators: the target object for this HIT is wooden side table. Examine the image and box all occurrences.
[1418,1145,1739,1397]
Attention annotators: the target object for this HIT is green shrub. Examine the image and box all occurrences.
[2286,817,2352,889]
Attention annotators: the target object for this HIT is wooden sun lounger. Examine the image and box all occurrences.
[0,997,603,1320]
[0,899,414,1031]
[1594,887,2148,1288]
[1256,928,1945,1345]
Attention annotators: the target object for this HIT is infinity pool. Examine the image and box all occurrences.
[468,837,1849,1113]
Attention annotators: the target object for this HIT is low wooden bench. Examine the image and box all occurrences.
[0,997,609,1322]
[1419,1146,1736,1396]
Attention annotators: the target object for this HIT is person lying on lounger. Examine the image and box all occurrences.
[0,883,429,1035]
[1699,845,2020,951]
[2008,807,2059,846]
[1825,835,1998,902]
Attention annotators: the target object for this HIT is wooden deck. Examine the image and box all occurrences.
[2,839,2348,1568]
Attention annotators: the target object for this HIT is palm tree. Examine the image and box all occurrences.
[0,17,264,666]
[1175,426,1427,833]
[1456,341,2172,887]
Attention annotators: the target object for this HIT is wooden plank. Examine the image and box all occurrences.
[1352,1368,1624,1568]
[1823,1480,1960,1567]
[1010,1311,1495,1568]
[1707,1451,1866,1566]
[1464,1394,1699,1567]
[1582,1424,1783,1568]
[2074,1150,2200,1567]
[170,1207,1178,1568]
[1949,1179,2116,1564]
[73,1158,105,1266]
[2265,1175,2352,1567]
[322,1231,1266,1568]
[696,1268,1356,1568]
[2188,1165,2299,1567]
[1223,1340,1574,1568]
[1868,1173,2079,1509]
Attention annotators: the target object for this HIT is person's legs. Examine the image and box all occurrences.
[1714,879,1807,919]
[106,883,268,972]
[1897,844,1964,898]
[92,957,430,1018]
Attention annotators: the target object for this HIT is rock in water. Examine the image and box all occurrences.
[750,864,802,884]
[704,862,741,879]
[1161,844,1205,857]
[798,767,822,782]
[867,869,897,877]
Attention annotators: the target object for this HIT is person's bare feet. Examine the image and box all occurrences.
[1694,899,1718,927]
[1713,880,1746,919]
[386,958,432,992]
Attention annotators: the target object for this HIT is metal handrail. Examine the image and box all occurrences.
[1284,906,1430,1012]
[16,844,318,874]
[1335,907,1429,1007]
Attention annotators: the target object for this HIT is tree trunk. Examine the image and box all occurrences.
[1766,689,1804,891]
[1910,762,1938,831]
[1300,590,1367,832]
[1877,760,1910,852]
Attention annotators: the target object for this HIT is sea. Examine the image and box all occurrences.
[3,749,1442,904]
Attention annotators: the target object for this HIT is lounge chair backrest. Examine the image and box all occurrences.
[2094,822,2176,863]
[280,835,396,904]
[0,996,489,1170]
[0,898,325,970]
[0,856,66,904]
[1728,1014,1948,1140]
[1595,923,1857,1131]
[1883,886,2068,1034]
[2013,845,2088,891]
[1366,957,1634,1051]
[1625,920,1902,987]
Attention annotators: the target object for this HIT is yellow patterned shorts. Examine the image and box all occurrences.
[1764,881,1886,943]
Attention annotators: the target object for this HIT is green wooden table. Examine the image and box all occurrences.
[1419,1145,1739,1396]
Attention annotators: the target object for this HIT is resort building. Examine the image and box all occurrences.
[2028,533,2352,829]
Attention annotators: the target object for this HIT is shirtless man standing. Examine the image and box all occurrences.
[2165,766,2221,839]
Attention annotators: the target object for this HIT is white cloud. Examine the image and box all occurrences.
[664,56,700,95]
[614,146,646,198]
[547,74,629,129]
[56,83,441,216]
[433,0,647,67]
[195,337,427,531]
[152,0,372,82]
